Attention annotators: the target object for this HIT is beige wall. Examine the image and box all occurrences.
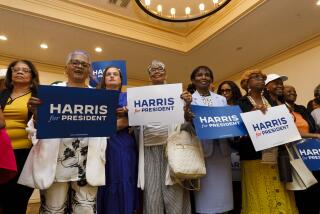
[226,44,320,106]
[262,45,320,106]
[38,71,66,85]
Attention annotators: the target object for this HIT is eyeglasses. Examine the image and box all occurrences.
[220,89,231,94]
[11,67,31,74]
[149,67,165,74]
[68,60,90,69]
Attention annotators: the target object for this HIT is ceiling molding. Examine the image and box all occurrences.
[186,0,265,50]
[65,0,194,36]
[0,0,265,52]
[0,0,187,52]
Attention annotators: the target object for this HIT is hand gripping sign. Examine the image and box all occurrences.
[240,105,301,151]
[37,85,119,139]
[191,105,247,140]
[127,83,184,126]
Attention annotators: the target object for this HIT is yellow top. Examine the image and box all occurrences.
[3,92,32,149]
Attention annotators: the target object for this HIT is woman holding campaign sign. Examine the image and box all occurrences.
[0,60,39,214]
[283,85,320,214]
[217,80,242,214]
[96,66,139,214]
[238,69,298,214]
[187,66,234,214]
[18,50,107,214]
[135,60,192,214]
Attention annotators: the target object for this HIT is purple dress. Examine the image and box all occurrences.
[97,92,138,214]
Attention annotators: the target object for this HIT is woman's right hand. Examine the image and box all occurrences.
[27,96,42,121]
[253,104,268,114]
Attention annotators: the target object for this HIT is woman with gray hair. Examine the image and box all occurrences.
[136,60,192,214]
[18,50,107,214]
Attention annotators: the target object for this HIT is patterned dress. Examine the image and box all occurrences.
[239,96,298,214]
[40,137,97,214]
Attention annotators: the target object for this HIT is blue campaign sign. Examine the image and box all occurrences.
[37,85,119,139]
[296,138,320,171]
[190,105,248,140]
[90,60,127,87]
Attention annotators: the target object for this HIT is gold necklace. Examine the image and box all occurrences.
[247,95,270,108]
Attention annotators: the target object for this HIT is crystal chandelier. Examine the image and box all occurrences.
[135,0,232,22]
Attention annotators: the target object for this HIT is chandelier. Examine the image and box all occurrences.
[135,0,232,22]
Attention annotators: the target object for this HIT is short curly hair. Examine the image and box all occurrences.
[240,69,266,90]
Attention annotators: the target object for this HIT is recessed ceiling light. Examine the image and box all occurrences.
[40,43,48,49]
[95,47,102,53]
[317,0,320,6]
[0,35,8,41]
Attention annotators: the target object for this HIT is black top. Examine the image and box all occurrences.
[307,99,320,113]
[238,95,277,160]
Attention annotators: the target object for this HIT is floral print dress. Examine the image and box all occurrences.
[55,138,89,185]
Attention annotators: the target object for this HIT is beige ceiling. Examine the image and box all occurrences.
[0,0,320,86]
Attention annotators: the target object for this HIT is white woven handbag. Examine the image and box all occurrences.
[166,125,206,180]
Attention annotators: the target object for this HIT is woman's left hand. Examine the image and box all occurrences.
[180,90,192,105]
[116,106,128,117]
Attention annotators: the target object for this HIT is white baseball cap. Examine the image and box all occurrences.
[265,73,288,85]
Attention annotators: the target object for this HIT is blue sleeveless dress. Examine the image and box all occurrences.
[97,92,139,214]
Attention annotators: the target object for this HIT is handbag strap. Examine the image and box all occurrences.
[175,124,181,132]
[285,144,295,160]
[285,143,300,160]
[174,178,201,191]
[292,143,303,159]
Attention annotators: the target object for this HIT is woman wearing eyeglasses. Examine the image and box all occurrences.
[0,60,39,214]
[238,70,298,214]
[283,85,320,214]
[216,80,242,214]
[135,60,192,214]
[217,81,242,106]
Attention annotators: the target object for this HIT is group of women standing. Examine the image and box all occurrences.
[0,52,320,214]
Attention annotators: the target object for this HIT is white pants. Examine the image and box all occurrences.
[40,181,97,214]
